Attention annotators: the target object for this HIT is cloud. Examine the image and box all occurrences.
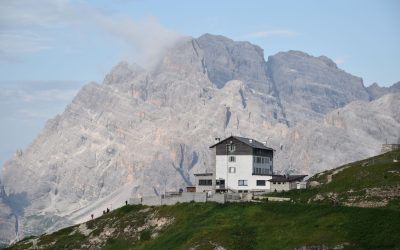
[0,0,182,67]
[93,15,181,67]
[0,81,80,103]
[0,31,52,55]
[247,29,298,39]
[332,55,350,65]
[333,58,346,65]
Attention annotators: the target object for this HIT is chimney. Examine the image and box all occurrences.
[249,139,253,143]
[215,137,220,142]
[263,141,267,146]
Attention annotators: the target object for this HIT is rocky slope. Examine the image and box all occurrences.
[367,81,400,100]
[266,50,371,125]
[0,34,399,244]
[276,93,400,174]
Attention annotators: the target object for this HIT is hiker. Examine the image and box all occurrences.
[91,214,94,220]
[106,208,110,213]
[125,200,128,206]
[103,210,105,215]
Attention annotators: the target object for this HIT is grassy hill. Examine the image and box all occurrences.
[6,150,400,250]
[268,149,400,209]
[7,202,400,250]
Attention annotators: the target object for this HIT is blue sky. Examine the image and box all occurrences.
[0,0,399,166]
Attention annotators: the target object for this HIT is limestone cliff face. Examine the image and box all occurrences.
[0,34,399,244]
[266,50,371,125]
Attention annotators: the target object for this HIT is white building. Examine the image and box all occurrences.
[268,175,307,192]
[193,173,214,193]
[209,136,275,193]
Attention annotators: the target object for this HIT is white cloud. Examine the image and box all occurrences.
[0,32,52,55]
[0,0,182,67]
[333,58,346,65]
[0,81,80,103]
[247,29,298,38]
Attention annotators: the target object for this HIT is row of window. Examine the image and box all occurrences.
[228,156,271,164]
[239,180,266,186]
[253,167,272,175]
[228,155,271,164]
[198,179,212,186]
[254,156,271,164]
[199,179,267,187]
[229,166,273,175]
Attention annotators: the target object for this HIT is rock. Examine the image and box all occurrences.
[308,181,320,188]
[367,81,400,100]
[266,50,370,125]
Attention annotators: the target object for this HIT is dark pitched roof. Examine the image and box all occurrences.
[268,175,307,182]
[209,136,274,150]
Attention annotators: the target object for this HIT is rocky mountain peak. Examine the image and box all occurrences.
[367,81,400,100]
[103,61,145,86]
[317,55,338,69]
[195,34,272,93]
[266,50,370,125]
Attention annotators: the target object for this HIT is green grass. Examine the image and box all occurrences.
[7,202,400,250]
[268,149,400,207]
[141,202,400,250]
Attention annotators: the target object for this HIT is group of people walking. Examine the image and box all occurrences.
[90,200,128,220]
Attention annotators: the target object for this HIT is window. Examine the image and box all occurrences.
[254,157,271,165]
[257,180,266,186]
[273,182,276,184]
[227,144,236,152]
[229,156,236,162]
[229,167,236,173]
[216,180,225,185]
[198,179,212,186]
[254,167,269,175]
[238,180,248,186]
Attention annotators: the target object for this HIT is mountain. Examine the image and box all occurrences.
[275,93,400,174]
[367,81,400,100]
[7,151,400,250]
[1,34,399,245]
[266,50,371,125]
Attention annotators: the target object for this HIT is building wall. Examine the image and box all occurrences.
[270,181,298,192]
[195,175,214,193]
[216,155,272,191]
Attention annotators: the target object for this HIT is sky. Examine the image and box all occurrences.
[0,0,399,166]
